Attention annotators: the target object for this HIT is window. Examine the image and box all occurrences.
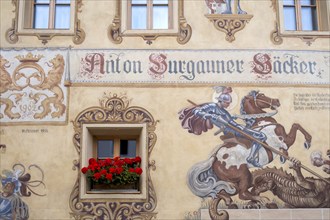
[70,93,157,218]
[129,0,172,30]
[20,0,74,31]
[95,138,137,159]
[272,0,329,45]
[31,0,71,29]
[80,124,148,199]
[283,0,318,31]
[108,0,191,44]
[6,0,85,44]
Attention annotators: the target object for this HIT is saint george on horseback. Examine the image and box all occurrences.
[192,87,266,167]
[179,86,313,213]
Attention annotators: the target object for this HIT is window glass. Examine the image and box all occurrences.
[301,7,318,30]
[55,5,71,28]
[120,140,137,158]
[301,0,315,5]
[34,5,49,28]
[97,140,114,159]
[283,7,297,30]
[35,0,50,3]
[283,0,295,6]
[132,6,147,29]
[153,6,168,29]
[56,0,71,3]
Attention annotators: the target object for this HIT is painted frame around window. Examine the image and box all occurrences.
[70,93,158,219]
[108,0,192,44]
[271,0,330,45]
[5,0,85,45]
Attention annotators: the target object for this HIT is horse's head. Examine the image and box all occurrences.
[243,91,280,114]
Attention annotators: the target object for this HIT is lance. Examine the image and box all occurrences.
[187,99,330,184]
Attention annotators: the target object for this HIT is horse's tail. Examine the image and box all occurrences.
[187,155,236,199]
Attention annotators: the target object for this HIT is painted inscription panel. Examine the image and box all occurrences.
[70,49,330,85]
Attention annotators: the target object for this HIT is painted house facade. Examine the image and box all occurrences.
[0,0,329,219]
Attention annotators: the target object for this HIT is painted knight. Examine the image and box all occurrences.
[192,87,266,167]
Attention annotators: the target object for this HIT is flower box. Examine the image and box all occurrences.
[90,181,139,191]
[81,156,143,193]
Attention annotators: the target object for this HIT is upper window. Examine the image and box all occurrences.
[283,0,317,31]
[6,0,85,44]
[22,0,72,30]
[31,0,71,29]
[272,0,329,45]
[108,0,192,44]
[280,0,329,32]
[129,0,172,30]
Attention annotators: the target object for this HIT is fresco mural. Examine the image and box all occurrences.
[205,0,246,14]
[0,50,68,124]
[0,163,46,219]
[179,86,329,219]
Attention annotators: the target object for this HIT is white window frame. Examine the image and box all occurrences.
[79,123,148,200]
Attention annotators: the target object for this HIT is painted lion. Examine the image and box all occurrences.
[0,55,22,119]
[34,54,66,119]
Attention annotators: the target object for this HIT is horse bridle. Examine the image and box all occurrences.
[254,92,276,110]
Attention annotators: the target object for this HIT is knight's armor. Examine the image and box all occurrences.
[193,102,266,167]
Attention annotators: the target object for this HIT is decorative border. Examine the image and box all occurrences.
[108,0,192,45]
[69,92,158,219]
[5,0,85,45]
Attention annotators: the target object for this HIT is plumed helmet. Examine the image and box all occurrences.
[217,93,232,103]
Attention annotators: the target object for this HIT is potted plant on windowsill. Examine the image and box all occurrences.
[81,156,142,191]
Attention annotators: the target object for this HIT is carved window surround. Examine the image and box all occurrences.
[70,93,158,219]
[205,14,253,42]
[108,0,192,45]
[270,0,330,46]
[5,0,85,45]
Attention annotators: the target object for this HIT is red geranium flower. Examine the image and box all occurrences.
[106,173,113,181]
[135,167,143,175]
[81,167,88,174]
[82,156,143,186]
[93,172,101,180]
[89,158,97,165]
[134,156,141,163]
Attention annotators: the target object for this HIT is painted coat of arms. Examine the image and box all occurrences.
[0,51,68,123]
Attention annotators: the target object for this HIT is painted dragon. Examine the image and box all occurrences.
[251,165,330,208]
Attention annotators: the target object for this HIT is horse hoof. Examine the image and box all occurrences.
[304,141,311,149]
[228,204,238,209]
[266,203,278,209]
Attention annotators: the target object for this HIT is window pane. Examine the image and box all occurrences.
[55,5,70,29]
[132,6,147,29]
[301,7,318,30]
[97,140,114,159]
[120,140,136,158]
[283,0,295,6]
[34,5,49,28]
[283,7,297,30]
[153,6,168,29]
[56,0,71,4]
[301,0,316,6]
[35,0,50,3]
[132,0,147,5]
[153,0,168,4]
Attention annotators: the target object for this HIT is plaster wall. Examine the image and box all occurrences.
[0,1,329,219]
